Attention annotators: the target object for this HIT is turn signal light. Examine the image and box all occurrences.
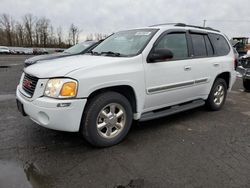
[60,82,77,97]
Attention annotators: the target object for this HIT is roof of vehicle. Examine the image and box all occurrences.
[147,23,221,33]
[0,46,9,49]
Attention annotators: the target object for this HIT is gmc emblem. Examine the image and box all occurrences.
[23,79,32,88]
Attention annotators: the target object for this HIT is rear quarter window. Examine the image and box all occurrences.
[209,34,230,56]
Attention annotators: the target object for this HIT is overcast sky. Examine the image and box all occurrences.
[1,0,250,40]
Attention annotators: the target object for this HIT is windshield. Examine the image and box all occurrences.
[92,29,158,57]
[64,41,96,54]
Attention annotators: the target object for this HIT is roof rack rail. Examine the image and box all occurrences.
[149,23,183,27]
[174,23,220,32]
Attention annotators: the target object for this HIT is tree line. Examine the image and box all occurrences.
[0,13,108,48]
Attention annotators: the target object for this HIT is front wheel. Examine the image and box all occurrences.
[243,79,250,91]
[206,78,227,111]
[81,92,133,147]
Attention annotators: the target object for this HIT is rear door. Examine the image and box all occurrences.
[188,31,223,98]
[190,32,233,98]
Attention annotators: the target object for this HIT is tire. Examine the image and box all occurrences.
[243,79,250,91]
[206,78,227,111]
[81,91,133,147]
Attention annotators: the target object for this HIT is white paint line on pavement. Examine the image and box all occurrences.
[242,111,250,117]
[0,63,22,67]
[0,94,16,102]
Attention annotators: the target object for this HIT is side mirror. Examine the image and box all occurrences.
[148,48,173,63]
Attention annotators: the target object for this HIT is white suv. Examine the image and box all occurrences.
[0,46,10,54]
[16,23,236,147]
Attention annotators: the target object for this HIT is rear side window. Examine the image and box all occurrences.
[155,33,188,59]
[191,34,207,57]
[209,34,230,56]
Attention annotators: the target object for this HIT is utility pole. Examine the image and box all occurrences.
[203,19,207,27]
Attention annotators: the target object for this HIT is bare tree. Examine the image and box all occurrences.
[23,14,36,46]
[68,24,80,45]
[57,26,63,46]
[0,14,13,46]
[0,13,108,48]
[34,20,40,46]
[86,33,94,41]
[15,22,24,46]
[40,18,50,47]
[48,25,55,47]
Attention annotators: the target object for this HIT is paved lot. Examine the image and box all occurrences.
[0,55,250,188]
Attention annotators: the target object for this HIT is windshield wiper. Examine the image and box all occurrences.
[87,50,101,56]
[88,50,126,57]
[63,51,71,54]
[100,51,121,57]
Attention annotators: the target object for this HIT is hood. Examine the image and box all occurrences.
[24,54,130,78]
[24,53,73,66]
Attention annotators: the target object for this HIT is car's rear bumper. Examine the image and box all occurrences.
[229,71,237,90]
[16,86,87,132]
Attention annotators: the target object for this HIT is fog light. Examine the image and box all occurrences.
[57,103,71,107]
[37,112,49,125]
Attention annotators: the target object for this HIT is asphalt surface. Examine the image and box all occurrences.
[0,55,250,188]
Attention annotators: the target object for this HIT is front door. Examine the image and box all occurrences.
[144,31,196,112]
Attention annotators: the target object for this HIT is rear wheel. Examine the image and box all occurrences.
[81,92,133,147]
[206,78,227,111]
[243,79,250,91]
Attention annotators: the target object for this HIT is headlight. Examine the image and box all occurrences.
[44,78,78,98]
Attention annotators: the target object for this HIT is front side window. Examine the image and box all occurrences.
[92,29,158,57]
[154,33,188,59]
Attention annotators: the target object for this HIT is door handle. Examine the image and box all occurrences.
[184,66,192,71]
[213,63,220,67]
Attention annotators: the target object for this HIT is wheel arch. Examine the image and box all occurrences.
[214,72,231,89]
[86,85,138,114]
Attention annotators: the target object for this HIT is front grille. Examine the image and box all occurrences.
[22,73,39,97]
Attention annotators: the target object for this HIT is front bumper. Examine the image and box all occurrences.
[16,86,87,132]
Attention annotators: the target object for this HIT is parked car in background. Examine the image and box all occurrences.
[231,37,250,56]
[0,46,10,54]
[237,50,250,91]
[12,47,27,55]
[24,40,101,67]
[33,48,49,55]
[17,24,236,147]
[9,49,17,54]
[23,48,33,55]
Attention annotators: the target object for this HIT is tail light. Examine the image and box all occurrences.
[234,58,238,70]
